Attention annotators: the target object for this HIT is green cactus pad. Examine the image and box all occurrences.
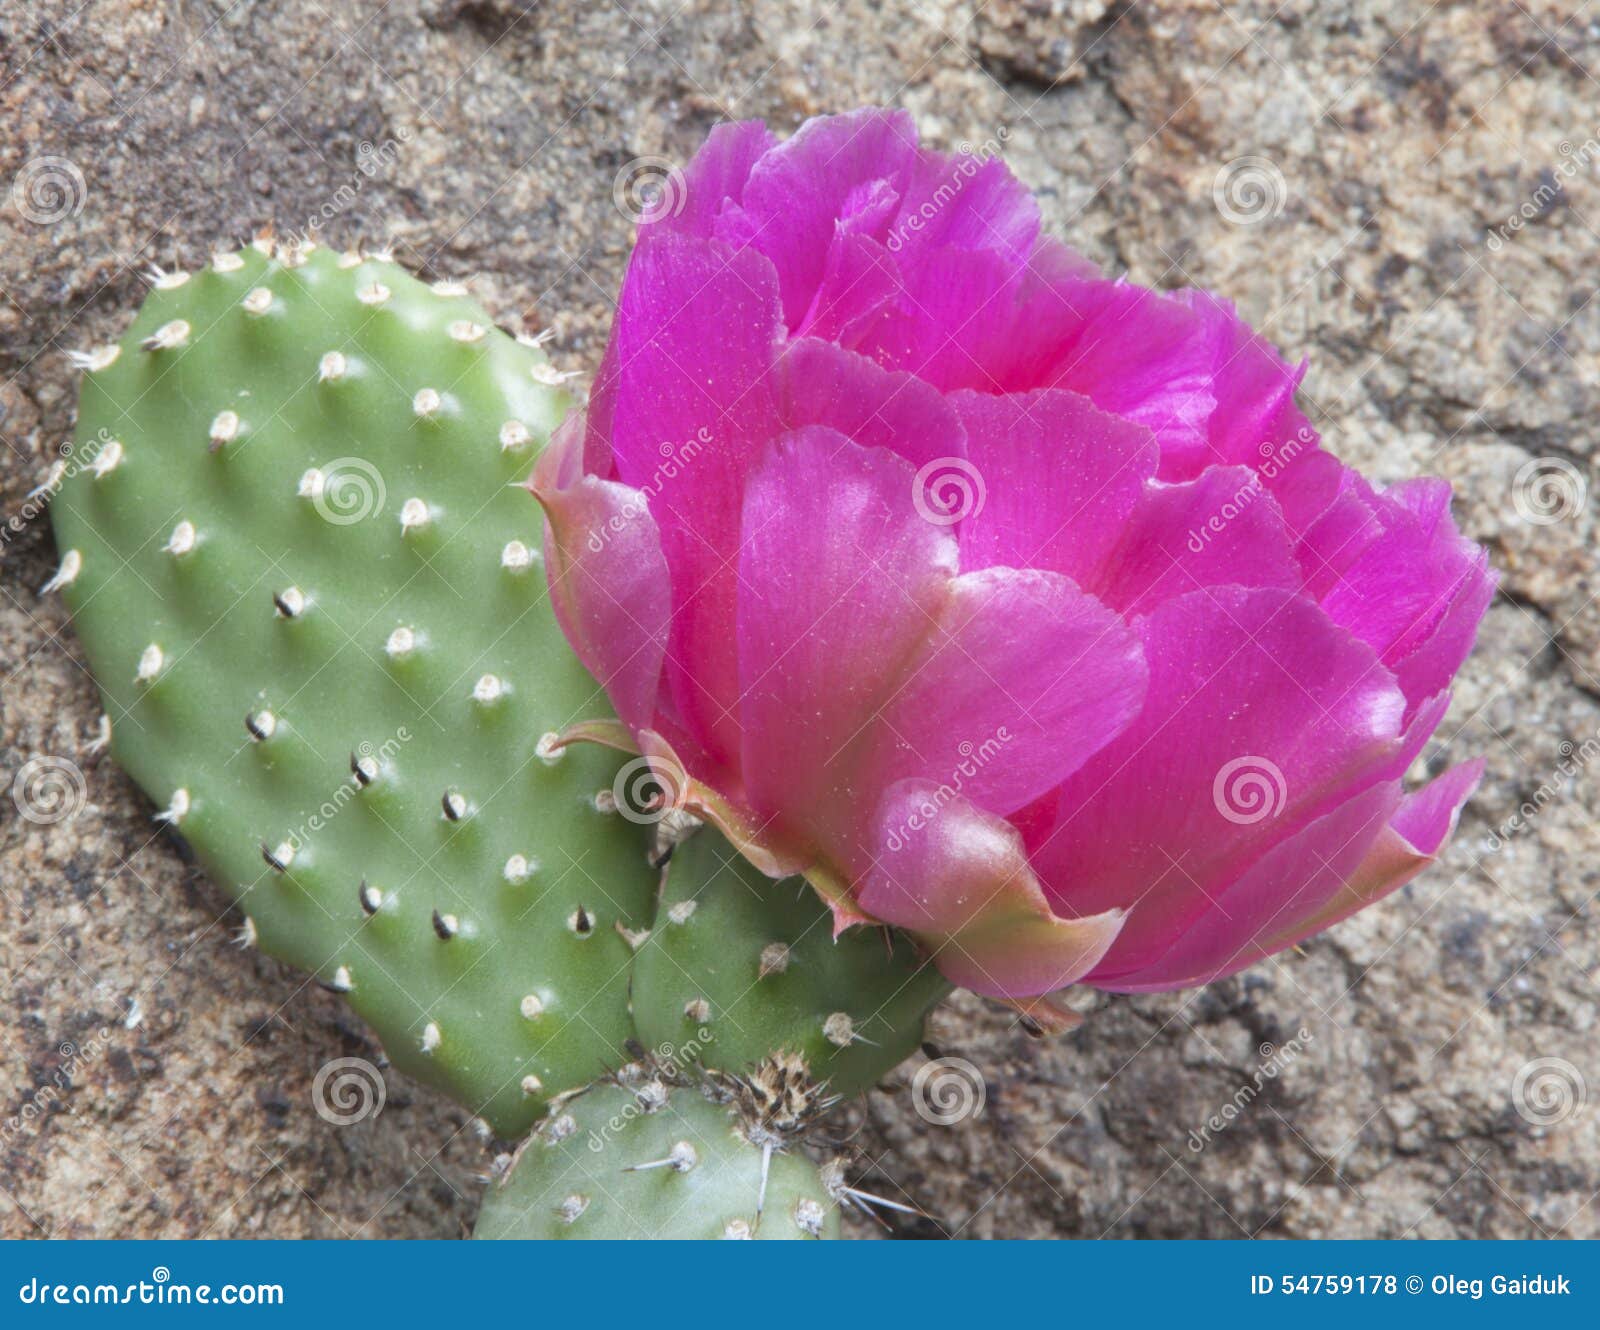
[474,1076,838,1239]
[49,239,656,1137]
[631,830,950,1097]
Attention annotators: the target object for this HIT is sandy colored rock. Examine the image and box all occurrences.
[3,0,1596,1238]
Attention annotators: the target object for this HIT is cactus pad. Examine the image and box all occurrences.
[474,1075,839,1239]
[49,239,656,1137]
[632,830,950,1097]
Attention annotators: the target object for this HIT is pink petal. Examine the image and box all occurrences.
[1168,290,1311,478]
[776,338,966,470]
[1029,586,1408,976]
[1091,782,1402,991]
[858,782,1125,997]
[859,566,1147,816]
[642,119,776,239]
[740,108,921,329]
[529,417,670,731]
[954,387,1158,583]
[1390,560,1497,714]
[1093,465,1300,615]
[795,230,901,344]
[851,245,1034,390]
[735,428,957,839]
[1145,756,1486,989]
[892,146,1040,267]
[1038,278,1220,471]
[606,233,786,765]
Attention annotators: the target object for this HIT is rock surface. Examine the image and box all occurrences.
[2,0,1596,1238]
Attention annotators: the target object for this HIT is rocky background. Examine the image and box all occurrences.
[3,0,1597,1239]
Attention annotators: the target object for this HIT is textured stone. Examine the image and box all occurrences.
[3,0,1597,1238]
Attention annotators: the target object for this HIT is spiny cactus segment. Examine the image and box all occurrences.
[474,1064,840,1240]
[632,830,951,1098]
[49,235,656,1137]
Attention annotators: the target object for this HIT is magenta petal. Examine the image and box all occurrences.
[777,338,966,470]
[735,428,956,834]
[955,387,1158,583]
[796,230,901,344]
[1096,466,1300,614]
[1170,290,1311,476]
[1031,586,1408,975]
[1091,782,1402,991]
[606,233,786,764]
[859,782,1125,998]
[1039,279,1219,472]
[530,418,671,732]
[643,119,776,239]
[892,147,1040,267]
[740,108,921,328]
[861,567,1147,816]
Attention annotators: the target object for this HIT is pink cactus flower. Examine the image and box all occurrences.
[533,108,1494,1025]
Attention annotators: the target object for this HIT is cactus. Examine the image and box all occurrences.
[474,1065,841,1240]
[47,237,657,1137]
[49,236,951,1238]
[632,829,950,1098]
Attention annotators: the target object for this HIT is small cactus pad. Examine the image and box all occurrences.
[50,239,655,1137]
[632,831,950,1097]
[474,1077,838,1239]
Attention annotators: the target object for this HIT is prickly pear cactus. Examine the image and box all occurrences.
[474,1071,840,1240]
[48,238,656,1137]
[632,830,950,1097]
